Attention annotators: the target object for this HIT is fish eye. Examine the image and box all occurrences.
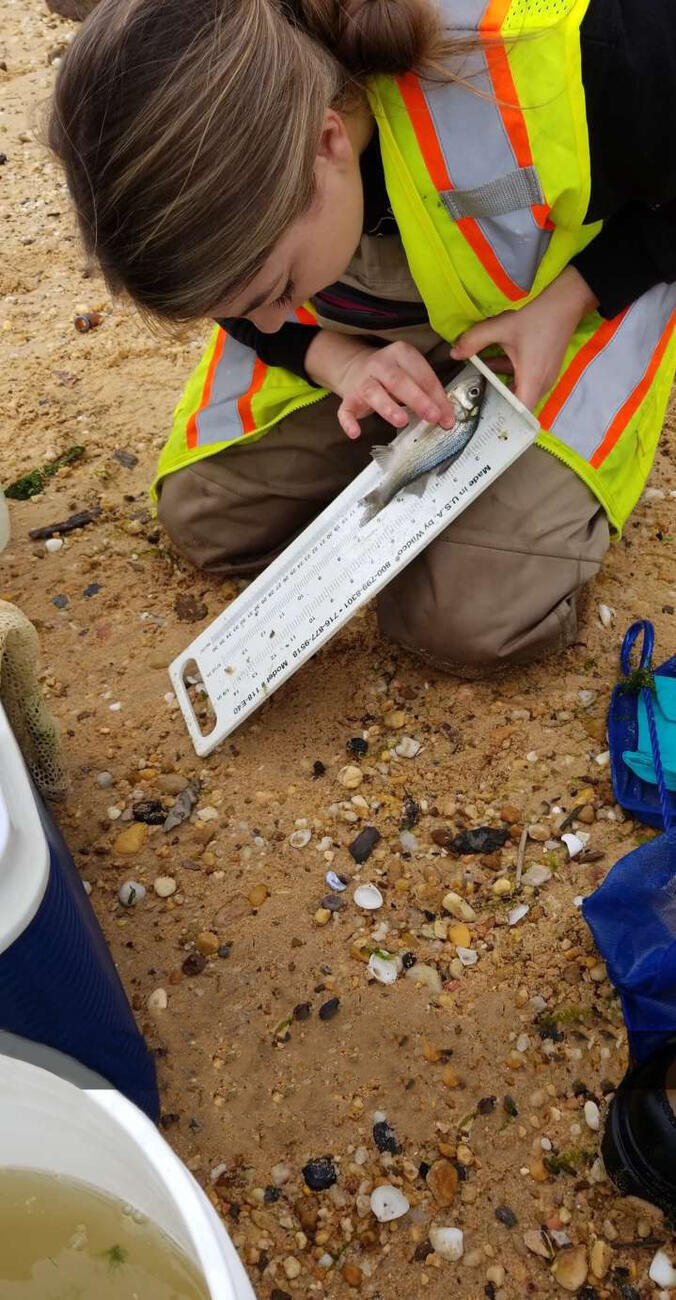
[468,384,481,399]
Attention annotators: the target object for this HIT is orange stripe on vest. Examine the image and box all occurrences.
[538,312,628,430]
[186,329,226,450]
[590,306,676,468]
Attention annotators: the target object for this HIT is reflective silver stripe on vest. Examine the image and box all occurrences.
[194,333,256,447]
[420,6,550,292]
[549,282,676,460]
[441,166,543,221]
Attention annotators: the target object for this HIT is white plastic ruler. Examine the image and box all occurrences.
[170,357,539,755]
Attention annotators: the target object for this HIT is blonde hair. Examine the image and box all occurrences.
[49,0,469,323]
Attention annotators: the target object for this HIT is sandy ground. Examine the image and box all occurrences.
[3,5,676,1298]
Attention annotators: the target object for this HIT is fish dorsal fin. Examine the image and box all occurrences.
[370,444,392,470]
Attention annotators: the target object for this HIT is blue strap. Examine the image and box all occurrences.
[622,620,676,841]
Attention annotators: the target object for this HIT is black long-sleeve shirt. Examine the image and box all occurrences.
[220,0,676,380]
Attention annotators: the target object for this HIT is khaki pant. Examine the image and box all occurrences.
[158,235,610,673]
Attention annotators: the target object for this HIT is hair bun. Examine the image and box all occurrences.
[291,0,439,76]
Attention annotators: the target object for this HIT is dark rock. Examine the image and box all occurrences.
[112,449,138,469]
[321,894,344,912]
[182,952,207,976]
[477,1096,496,1115]
[349,826,381,864]
[418,1161,431,1180]
[160,1112,180,1129]
[414,1241,433,1262]
[451,826,510,855]
[346,737,368,756]
[271,1291,292,1300]
[485,1285,496,1300]
[400,792,421,830]
[52,594,69,609]
[218,944,232,959]
[174,593,208,623]
[503,1094,518,1117]
[402,952,417,970]
[263,1187,281,1203]
[319,997,340,1021]
[83,582,102,598]
[373,1120,400,1154]
[133,800,166,825]
[312,760,326,778]
[293,1002,312,1022]
[302,1157,337,1191]
[431,827,454,849]
[494,1205,517,1228]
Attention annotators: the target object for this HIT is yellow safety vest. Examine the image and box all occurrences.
[153,0,676,533]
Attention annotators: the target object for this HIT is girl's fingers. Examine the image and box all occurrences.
[451,317,508,360]
[359,379,408,428]
[391,351,457,427]
[337,402,362,440]
[383,367,456,429]
[482,354,515,375]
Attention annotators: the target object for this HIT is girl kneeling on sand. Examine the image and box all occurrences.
[50,0,676,671]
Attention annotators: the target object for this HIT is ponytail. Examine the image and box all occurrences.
[287,0,441,77]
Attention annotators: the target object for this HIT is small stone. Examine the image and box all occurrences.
[578,804,595,824]
[175,593,208,623]
[290,828,312,848]
[528,823,549,842]
[248,883,269,907]
[589,961,607,982]
[448,922,472,947]
[500,804,522,825]
[108,807,122,821]
[370,1184,410,1222]
[342,1263,363,1288]
[315,907,332,926]
[590,1240,612,1280]
[118,880,146,907]
[373,1120,400,1154]
[182,952,207,976]
[157,773,189,795]
[270,1162,292,1187]
[495,1205,517,1228]
[45,537,64,554]
[195,931,220,956]
[395,736,421,758]
[427,1160,458,1207]
[487,1264,506,1287]
[347,737,368,756]
[442,1064,459,1087]
[384,709,406,729]
[349,826,381,863]
[96,771,114,789]
[321,894,344,913]
[551,1245,588,1292]
[302,1157,337,1191]
[584,1100,600,1131]
[354,883,383,910]
[319,997,340,1021]
[429,1226,464,1262]
[649,1250,676,1288]
[492,878,513,898]
[163,781,200,831]
[283,1257,302,1280]
[147,988,168,1011]
[526,751,539,763]
[507,903,529,926]
[153,875,177,898]
[133,800,166,826]
[404,963,442,994]
[52,594,69,610]
[293,1002,312,1021]
[522,865,552,887]
[524,1229,552,1259]
[339,765,363,789]
[598,603,614,628]
[113,823,147,855]
[451,826,510,855]
[456,947,478,967]
[442,891,476,922]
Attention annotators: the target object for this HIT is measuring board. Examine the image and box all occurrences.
[170,357,539,755]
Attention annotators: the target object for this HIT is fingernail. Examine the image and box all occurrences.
[426,406,439,422]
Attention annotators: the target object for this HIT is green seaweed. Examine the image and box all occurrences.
[103,1243,128,1270]
[5,446,85,500]
[621,667,656,695]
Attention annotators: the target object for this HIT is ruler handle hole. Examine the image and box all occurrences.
[181,658,217,739]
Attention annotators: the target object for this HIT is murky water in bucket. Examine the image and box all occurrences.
[0,1169,210,1298]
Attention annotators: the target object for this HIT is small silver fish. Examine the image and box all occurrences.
[360,371,486,521]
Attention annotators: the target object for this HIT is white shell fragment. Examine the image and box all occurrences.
[522,865,552,887]
[562,832,585,859]
[354,883,383,910]
[584,1099,601,1132]
[429,1226,464,1262]
[598,603,615,628]
[507,903,530,926]
[370,1185,410,1222]
[45,537,64,553]
[326,870,346,891]
[578,689,596,707]
[368,951,399,984]
[594,750,610,767]
[456,947,478,967]
[118,880,146,907]
[395,736,421,759]
[650,1250,676,1288]
[289,829,312,848]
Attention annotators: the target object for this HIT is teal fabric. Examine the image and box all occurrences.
[623,676,676,792]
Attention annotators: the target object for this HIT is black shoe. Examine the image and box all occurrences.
[603,1040,676,1217]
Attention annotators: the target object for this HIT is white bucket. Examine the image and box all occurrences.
[0,1054,256,1299]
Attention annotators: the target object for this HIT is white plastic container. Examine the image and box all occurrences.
[0,1054,256,1299]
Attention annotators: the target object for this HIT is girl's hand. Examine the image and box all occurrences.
[450,266,599,412]
[305,333,457,439]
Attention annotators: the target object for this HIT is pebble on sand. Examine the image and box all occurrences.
[338,765,363,789]
[370,1184,410,1222]
[354,883,383,910]
[118,880,146,907]
[113,823,147,855]
[649,1249,676,1288]
[551,1245,588,1292]
[153,875,177,898]
[429,1226,464,1262]
[147,988,168,1011]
